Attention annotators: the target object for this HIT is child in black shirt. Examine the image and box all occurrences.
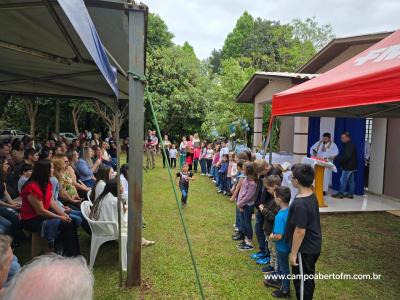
[176,163,194,208]
[286,163,322,300]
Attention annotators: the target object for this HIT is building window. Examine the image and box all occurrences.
[365,118,373,143]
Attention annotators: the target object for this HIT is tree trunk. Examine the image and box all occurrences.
[71,105,81,135]
[23,97,38,138]
[55,99,60,135]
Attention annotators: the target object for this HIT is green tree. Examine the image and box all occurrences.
[146,45,209,141]
[202,58,254,138]
[291,16,335,51]
[147,13,174,51]
[221,11,254,59]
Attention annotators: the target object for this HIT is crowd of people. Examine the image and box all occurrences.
[0,131,154,298]
[166,134,322,299]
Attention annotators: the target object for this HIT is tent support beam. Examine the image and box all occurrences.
[43,0,85,63]
[0,40,74,65]
[0,69,113,99]
[0,70,99,85]
[126,6,146,288]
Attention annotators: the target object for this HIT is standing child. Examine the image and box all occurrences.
[251,160,271,265]
[265,186,291,298]
[179,137,187,169]
[185,145,193,171]
[169,144,178,168]
[217,154,229,194]
[176,163,194,208]
[259,175,282,274]
[211,144,220,182]
[231,160,245,240]
[286,164,322,300]
[226,153,236,196]
[236,162,257,251]
[205,143,214,176]
[199,142,207,175]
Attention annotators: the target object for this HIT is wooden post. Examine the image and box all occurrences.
[126,5,146,288]
[314,165,328,207]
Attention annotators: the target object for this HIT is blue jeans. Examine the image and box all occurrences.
[219,173,228,191]
[277,251,290,293]
[69,210,83,227]
[239,205,254,240]
[255,211,267,254]
[339,170,355,195]
[235,207,243,233]
[180,186,189,205]
[199,159,207,174]
[82,178,95,188]
[5,255,21,286]
[0,215,11,234]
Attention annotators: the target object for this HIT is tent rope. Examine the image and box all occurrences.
[143,81,206,300]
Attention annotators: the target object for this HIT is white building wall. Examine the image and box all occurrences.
[368,118,387,194]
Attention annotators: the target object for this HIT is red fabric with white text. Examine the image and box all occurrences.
[272,30,400,116]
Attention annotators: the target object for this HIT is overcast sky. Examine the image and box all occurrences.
[145,0,400,59]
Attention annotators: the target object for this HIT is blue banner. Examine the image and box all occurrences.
[57,0,118,98]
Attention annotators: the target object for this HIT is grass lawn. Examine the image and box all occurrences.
[15,155,400,299]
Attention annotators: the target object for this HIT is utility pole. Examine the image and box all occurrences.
[126,2,147,287]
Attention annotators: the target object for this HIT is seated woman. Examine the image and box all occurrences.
[52,155,82,208]
[65,151,91,197]
[90,165,114,203]
[20,159,80,256]
[11,139,24,165]
[91,178,155,250]
[98,141,114,169]
[0,158,23,244]
[75,147,101,188]
[120,164,129,202]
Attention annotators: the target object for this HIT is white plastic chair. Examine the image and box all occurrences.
[86,190,93,205]
[80,201,119,270]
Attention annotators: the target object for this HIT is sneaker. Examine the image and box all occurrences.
[264,278,281,289]
[236,241,246,248]
[223,191,227,195]
[212,180,216,183]
[234,227,239,232]
[250,251,267,260]
[344,194,354,199]
[238,243,254,251]
[256,257,270,265]
[272,289,290,298]
[232,233,245,241]
[331,193,344,199]
[262,265,275,273]
[217,190,223,193]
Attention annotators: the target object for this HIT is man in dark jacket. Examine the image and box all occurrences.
[332,132,357,199]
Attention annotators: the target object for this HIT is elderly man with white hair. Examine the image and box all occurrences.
[4,254,94,300]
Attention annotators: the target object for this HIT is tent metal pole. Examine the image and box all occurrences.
[268,117,274,165]
[126,6,145,288]
[114,103,123,287]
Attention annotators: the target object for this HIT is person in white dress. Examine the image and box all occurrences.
[309,132,339,193]
[90,179,155,271]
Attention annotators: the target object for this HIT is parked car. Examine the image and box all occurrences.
[59,132,78,144]
[0,129,28,142]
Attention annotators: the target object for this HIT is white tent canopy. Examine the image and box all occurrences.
[0,0,132,107]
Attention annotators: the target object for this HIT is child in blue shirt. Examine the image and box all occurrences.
[266,186,291,298]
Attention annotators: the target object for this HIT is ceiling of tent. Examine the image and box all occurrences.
[0,0,132,107]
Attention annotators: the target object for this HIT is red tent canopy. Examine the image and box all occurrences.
[272,30,400,118]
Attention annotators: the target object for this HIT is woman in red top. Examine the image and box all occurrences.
[20,159,80,256]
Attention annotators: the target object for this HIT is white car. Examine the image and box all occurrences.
[0,129,28,142]
[59,132,78,144]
